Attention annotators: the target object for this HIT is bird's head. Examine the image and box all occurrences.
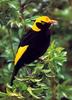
[32,16,57,32]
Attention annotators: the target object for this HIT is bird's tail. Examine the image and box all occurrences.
[10,65,19,86]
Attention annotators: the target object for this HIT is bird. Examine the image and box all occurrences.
[10,16,57,86]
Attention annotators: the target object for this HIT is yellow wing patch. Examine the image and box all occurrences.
[14,45,29,65]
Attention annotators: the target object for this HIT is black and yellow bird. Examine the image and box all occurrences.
[10,16,57,86]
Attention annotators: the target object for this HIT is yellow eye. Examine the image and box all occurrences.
[41,21,45,25]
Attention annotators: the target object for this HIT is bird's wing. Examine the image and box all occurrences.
[14,29,37,65]
[14,45,29,65]
[19,29,37,46]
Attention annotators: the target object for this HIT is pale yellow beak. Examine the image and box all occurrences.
[49,19,58,25]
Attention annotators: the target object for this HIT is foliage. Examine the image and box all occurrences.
[0,41,70,100]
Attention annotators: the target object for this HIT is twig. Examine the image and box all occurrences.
[18,0,33,18]
[8,29,15,58]
[68,0,72,6]
[18,0,33,33]
[50,75,57,100]
[18,0,24,19]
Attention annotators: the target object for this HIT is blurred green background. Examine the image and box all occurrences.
[0,0,72,100]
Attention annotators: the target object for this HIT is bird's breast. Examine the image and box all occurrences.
[30,32,50,55]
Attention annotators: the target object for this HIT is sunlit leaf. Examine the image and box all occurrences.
[6,88,24,99]
[27,87,40,99]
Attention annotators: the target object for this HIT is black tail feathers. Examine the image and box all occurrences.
[10,65,20,86]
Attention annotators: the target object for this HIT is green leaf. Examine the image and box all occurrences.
[6,88,24,99]
[0,92,7,98]
[27,87,40,99]
[41,69,51,74]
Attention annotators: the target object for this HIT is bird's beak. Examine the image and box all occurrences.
[48,19,58,34]
[49,19,58,25]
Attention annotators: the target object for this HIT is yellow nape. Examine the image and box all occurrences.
[32,16,51,32]
[14,45,29,65]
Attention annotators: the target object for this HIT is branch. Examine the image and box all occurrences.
[68,0,72,6]
[18,0,33,19]
[51,75,57,100]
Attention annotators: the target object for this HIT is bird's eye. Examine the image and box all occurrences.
[41,21,45,25]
